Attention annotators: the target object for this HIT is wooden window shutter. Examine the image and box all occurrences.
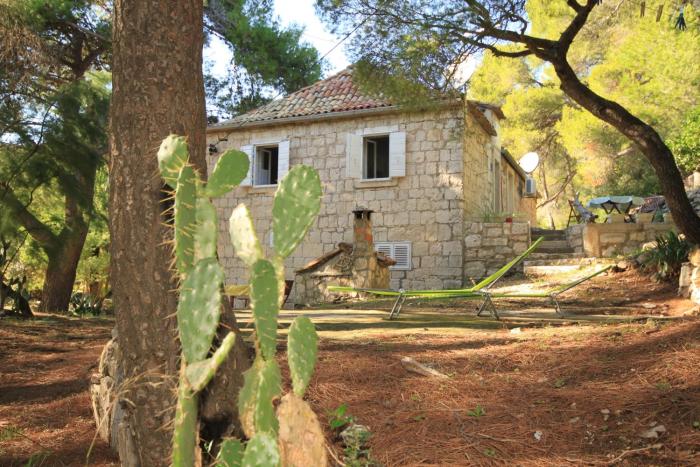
[346,133,363,178]
[389,131,406,177]
[240,144,253,186]
[277,140,290,182]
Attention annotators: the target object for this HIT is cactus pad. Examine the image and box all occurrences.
[217,438,244,467]
[205,149,249,198]
[241,432,280,467]
[229,204,263,266]
[194,197,218,262]
[176,258,224,363]
[238,359,281,437]
[158,135,189,187]
[185,332,236,392]
[276,393,328,467]
[250,259,279,361]
[287,316,318,397]
[174,165,197,276]
[272,165,322,258]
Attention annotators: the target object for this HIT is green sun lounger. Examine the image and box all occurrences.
[475,265,613,319]
[328,237,544,319]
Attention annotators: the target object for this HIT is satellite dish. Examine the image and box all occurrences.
[519,152,540,174]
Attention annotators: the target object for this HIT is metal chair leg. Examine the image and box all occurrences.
[550,294,563,317]
[476,294,499,320]
[389,293,405,320]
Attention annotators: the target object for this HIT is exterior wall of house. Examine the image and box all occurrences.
[207,107,470,294]
[462,109,499,220]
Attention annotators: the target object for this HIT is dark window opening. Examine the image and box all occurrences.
[363,135,390,179]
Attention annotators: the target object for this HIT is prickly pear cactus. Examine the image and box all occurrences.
[160,135,326,466]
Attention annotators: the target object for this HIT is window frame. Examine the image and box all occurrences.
[362,134,391,181]
[253,144,279,187]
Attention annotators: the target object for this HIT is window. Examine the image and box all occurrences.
[346,131,405,179]
[254,145,279,186]
[375,242,412,270]
[363,135,390,179]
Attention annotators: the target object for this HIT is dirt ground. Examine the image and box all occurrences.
[1,269,699,466]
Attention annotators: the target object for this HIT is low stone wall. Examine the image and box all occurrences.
[573,222,676,257]
[463,222,530,279]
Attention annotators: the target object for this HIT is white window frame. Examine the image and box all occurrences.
[253,144,278,187]
[375,241,412,271]
[362,134,390,181]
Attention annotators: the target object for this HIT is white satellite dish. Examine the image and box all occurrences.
[519,152,540,174]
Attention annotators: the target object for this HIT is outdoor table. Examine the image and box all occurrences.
[587,195,645,215]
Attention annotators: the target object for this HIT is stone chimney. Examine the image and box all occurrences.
[351,208,376,289]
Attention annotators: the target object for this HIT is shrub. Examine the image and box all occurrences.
[640,231,691,280]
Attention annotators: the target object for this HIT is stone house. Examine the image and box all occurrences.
[206,68,536,295]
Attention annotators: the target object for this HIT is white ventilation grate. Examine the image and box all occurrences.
[375,242,412,270]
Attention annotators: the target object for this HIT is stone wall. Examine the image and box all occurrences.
[572,222,677,257]
[463,222,531,278]
[208,108,484,295]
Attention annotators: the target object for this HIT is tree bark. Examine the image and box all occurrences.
[110,1,208,465]
[39,194,91,312]
[548,58,700,243]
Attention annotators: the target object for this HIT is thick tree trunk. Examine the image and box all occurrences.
[110,1,208,465]
[39,195,90,312]
[550,59,700,243]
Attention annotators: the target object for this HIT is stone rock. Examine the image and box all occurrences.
[689,247,700,266]
[509,327,522,334]
[639,424,666,439]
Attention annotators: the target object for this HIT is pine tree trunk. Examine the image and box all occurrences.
[39,241,84,312]
[110,1,208,464]
[551,59,700,243]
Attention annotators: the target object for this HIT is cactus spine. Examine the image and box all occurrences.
[160,135,326,466]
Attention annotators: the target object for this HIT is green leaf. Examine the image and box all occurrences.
[287,316,318,397]
[177,258,224,363]
[229,204,263,266]
[250,259,279,361]
[174,165,197,276]
[205,149,249,197]
[272,165,322,258]
[193,196,218,262]
[157,135,189,187]
[242,432,280,467]
[216,438,244,467]
[185,332,236,392]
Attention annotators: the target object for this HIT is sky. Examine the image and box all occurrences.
[203,0,351,79]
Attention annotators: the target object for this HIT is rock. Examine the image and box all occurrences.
[639,424,666,439]
[569,417,580,424]
[641,241,657,252]
[533,430,543,441]
[615,260,630,271]
[682,307,700,317]
[509,327,522,334]
[642,303,657,309]
[400,356,448,378]
[689,247,700,266]
[340,424,372,449]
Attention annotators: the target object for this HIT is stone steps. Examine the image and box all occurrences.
[523,257,616,276]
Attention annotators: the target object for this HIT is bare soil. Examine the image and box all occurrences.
[1,269,698,466]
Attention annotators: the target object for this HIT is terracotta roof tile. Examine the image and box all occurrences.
[209,67,503,132]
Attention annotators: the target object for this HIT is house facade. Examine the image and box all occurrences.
[206,69,535,294]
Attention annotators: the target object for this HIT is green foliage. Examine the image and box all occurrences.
[160,135,324,465]
[328,403,354,431]
[640,231,691,280]
[669,107,700,176]
[467,405,486,417]
[68,292,102,316]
